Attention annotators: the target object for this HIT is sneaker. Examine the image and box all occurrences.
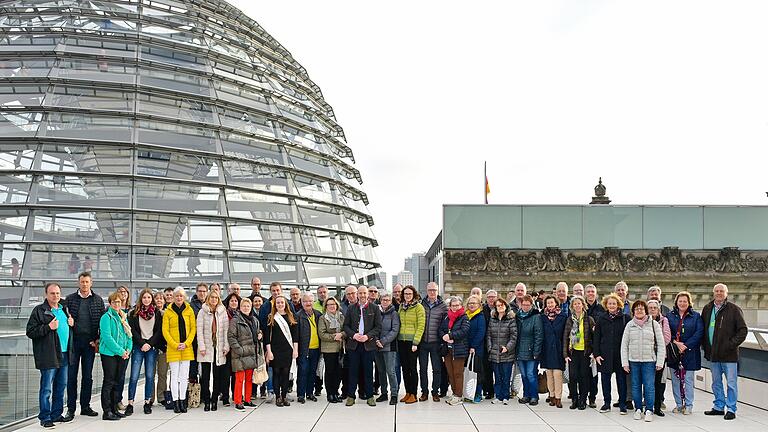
[634,409,643,420]
[117,402,126,411]
[41,421,55,428]
[473,395,483,404]
[599,404,611,413]
[503,399,509,405]
[448,396,462,406]
[704,409,725,416]
[265,393,274,404]
[376,394,388,403]
[124,404,133,416]
[234,404,244,411]
[626,401,635,411]
[346,397,355,406]
[144,403,152,415]
[661,402,667,410]
[683,407,693,415]
[529,399,539,406]
[672,407,684,414]
[53,415,73,423]
[644,410,653,422]
[518,397,530,404]
[367,397,376,407]
[491,398,501,404]
[620,408,628,415]
[724,412,736,420]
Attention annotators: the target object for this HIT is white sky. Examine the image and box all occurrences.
[231,0,768,281]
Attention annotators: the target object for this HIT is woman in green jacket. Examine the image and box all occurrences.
[100,291,133,421]
[397,285,426,404]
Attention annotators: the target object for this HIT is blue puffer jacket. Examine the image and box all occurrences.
[516,309,543,361]
[666,307,703,371]
[439,313,470,359]
[467,311,486,358]
[540,313,567,370]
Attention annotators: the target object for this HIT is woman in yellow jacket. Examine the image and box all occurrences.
[162,286,196,413]
[397,285,426,404]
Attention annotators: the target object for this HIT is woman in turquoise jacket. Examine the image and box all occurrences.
[100,291,133,421]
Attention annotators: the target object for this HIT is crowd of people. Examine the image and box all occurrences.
[27,273,749,428]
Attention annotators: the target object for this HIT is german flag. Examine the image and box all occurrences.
[484,161,490,204]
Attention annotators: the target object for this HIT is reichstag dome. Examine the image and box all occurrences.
[0,0,380,302]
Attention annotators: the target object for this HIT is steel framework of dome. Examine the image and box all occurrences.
[0,0,381,301]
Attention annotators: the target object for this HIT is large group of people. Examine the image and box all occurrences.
[27,273,749,428]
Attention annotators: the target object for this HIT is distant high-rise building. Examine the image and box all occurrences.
[404,252,428,293]
[396,270,414,287]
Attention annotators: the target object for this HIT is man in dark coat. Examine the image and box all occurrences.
[343,286,382,406]
[27,283,74,428]
[701,283,748,420]
[296,292,323,403]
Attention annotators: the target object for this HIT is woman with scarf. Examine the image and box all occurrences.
[465,295,487,403]
[222,293,241,406]
[563,296,595,410]
[665,292,703,416]
[100,291,133,420]
[197,290,230,411]
[375,291,401,405]
[264,295,298,407]
[151,291,170,409]
[593,293,631,414]
[162,286,196,413]
[516,295,541,405]
[127,289,163,415]
[620,299,666,422]
[647,299,672,417]
[115,285,132,411]
[397,285,426,404]
[438,296,470,406]
[319,297,345,403]
[486,298,517,405]
[227,297,260,411]
[539,295,565,408]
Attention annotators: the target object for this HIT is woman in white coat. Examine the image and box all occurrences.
[196,290,230,411]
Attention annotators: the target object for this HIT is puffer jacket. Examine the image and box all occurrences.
[64,291,105,341]
[162,302,196,363]
[227,311,259,372]
[563,313,596,358]
[666,307,703,371]
[438,313,470,359]
[421,298,447,344]
[516,309,543,362]
[620,317,666,369]
[196,303,230,366]
[540,313,566,369]
[398,302,426,346]
[486,309,517,363]
[378,305,401,352]
[318,311,344,354]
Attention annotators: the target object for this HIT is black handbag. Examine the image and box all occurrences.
[666,342,682,366]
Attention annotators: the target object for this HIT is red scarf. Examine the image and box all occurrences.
[447,307,465,329]
[138,304,156,321]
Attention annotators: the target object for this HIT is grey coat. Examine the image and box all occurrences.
[378,305,401,352]
[486,309,518,363]
[227,311,260,372]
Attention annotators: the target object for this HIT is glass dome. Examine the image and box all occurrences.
[0,0,380,302]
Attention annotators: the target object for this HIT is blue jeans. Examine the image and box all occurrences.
[710,362,738,413]
[128,347,157,401]
[517,360,539,400]
[670,368,695,409]
[630,361,656,412]
[375,351,398,397]
[297,348,320,398]
[347,345,374,399]
[492,361,513,401]
[601,370,628,408]
[67,336,96,412]
[418,341,442,395]
[39,351,68,422]
[267,366,274,393]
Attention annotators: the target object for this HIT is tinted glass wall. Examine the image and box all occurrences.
[0,0,380,304]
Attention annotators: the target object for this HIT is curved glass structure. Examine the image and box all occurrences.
[0,0,380,302]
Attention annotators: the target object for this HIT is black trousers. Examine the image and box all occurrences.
[101,355,127,414]
[189,340,199,383]
[654,369,666,412]
[568,351,591,403]
[398,341,419,395]
[323,353,341,398]
[482,353,494,397]
[274,366,290,398]
[200,349,230,404]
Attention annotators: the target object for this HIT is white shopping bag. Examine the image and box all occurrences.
[463,353,478,398]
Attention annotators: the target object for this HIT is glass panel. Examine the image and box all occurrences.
[345,213,375,240]
[0,143,36,170]
[0,33,63,52]
[217,109,274,138]
[63,16,138,33]
[228,221,304,253]
[443,205,522,249]
[136,149,220,183]
[0,243,25,281]
[210,60,269,91]
[136,120,219,153]
[45,85,134,112]
[58,36,137,59]
[134,214,224,248]
[31,210,130,243]
[292,174,339,204]
[303,262,356,287]
[137,93,216,125]
[0,174,32,205]
[0,57,55,78]
[349,237,377,263]
[0,83,47,108]
[220,132,281,164]
[52,57,137,85]
[285,147,333,178]
[521,206,582,249]
[642,206,703,249]
[583,206,643,248]
[213,81,271,113]
[135,180,224,216]
[300,227,355,259]
[0,209,27,241]
[0,111,43,136]
[703,207,768,249]
[35,175,132,208]
[140,24,206,47]
[39,144,132,175]
[224,188,293,221]
[228,251,304,284]
[133,247,224,280]
[139,66,212,97]
[296,199,345,232]
[280,124,332,154]
[222,159,288,192]
[275,99,317,128]
[43,113,133,142]
[24,244,130,280]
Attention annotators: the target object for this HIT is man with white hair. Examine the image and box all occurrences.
[481,289,498,399]
[227,283,241,297]
[614,281,630,315]
[419,282,447,402]
[572,283,584,298]
[510,282,527,312]
[341,285,358,316]
[296,292,322,404]
[470,287,482,298]
[646,285,670,316]
[702,283,748,420]
[555,282,570,315]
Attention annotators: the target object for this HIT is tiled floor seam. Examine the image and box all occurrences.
[307,401,331,432]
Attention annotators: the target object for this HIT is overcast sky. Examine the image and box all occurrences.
[231,0,768,281]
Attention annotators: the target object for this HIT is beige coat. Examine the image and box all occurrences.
[196,303,230,366]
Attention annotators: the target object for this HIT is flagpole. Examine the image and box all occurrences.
[484,161,487,204]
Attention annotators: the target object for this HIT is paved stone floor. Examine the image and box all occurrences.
[14,381,767,432]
